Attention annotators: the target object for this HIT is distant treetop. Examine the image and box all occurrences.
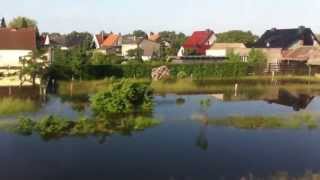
[8,16,37,29]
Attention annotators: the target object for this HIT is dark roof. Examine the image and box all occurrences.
[0,28,36,50]
[253,27,319,48]
[122,35,144,44]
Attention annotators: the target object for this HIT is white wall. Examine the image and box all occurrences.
[122,44,138,57]
[206,49,227,57]
[177,47,184,57]
[207,34,217,45]
[0,50,32,67]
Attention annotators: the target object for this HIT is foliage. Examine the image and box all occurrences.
[158,31,187,56]
[50,61,254,81]
[8,16,37,29]
[35,116,72,139]
[65,31,93,50]
[127,48,144,60]
[133,30,147,38]
[177,71,188,79]
[14,115,160,141]
[208,113,318,129]
[216,30,258,46]
[248,48,267,64]
[17,117,35,135]
[19,50,49,85]
[90,52,123,65]
[226,50,242,62]
[0,98,37,115]
[91,80,153,114]
[1,17,6,28]
[50,47,90,80]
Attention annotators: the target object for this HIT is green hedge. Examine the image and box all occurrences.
[50,62,255,80]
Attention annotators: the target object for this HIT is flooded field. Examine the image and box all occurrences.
[1,83,320,179]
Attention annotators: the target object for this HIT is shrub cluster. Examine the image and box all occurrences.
[16,115,160,140]
[90,80,153,114]
[50,62,255,80]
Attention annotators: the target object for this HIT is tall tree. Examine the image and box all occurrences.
[9,16,37,29]
[1,17,6,28]
[19,50,48,86]
[133,30,147,38]
[216,30,258,46]
[158,31,187,56]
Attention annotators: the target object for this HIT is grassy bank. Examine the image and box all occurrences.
[0,98,38,116]
[57,76,320,96]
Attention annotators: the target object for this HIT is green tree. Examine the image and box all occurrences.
[159,31,187,56]
[226,50,242,62]
[133,30,147,38]
[248,48,267,64]
[9,16,37,29]
[216,30,258,46]
[65,31,93,50]
[19,50,48,86]
[1,17,6,28]
[127,48,144,60]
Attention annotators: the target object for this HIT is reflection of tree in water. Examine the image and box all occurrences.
[265,88,314,111]
[16,114,160,143]
[176,97,186,107]
[60,94,90,112]
[195,114,209,151]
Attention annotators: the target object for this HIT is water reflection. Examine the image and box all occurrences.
[265,88,315,111]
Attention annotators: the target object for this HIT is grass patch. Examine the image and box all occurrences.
[0,98,37,116]
[207,113,319,129]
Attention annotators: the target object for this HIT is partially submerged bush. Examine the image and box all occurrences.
[91,80,153,114]
[35,116,72,138]
[17,117,35,135]
[14,115,160,140]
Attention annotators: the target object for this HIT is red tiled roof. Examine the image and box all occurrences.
[95,34,108,46]
[183,30,214,54]
[101,34,119,47]
[0,28,36,50]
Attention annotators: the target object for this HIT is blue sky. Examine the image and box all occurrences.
[1,0,320,35]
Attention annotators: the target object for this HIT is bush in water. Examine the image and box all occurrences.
[91,80,153,114]
[17,117,35,135]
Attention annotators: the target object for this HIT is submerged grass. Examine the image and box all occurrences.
[207,113,319,129]
[0,98,37,116]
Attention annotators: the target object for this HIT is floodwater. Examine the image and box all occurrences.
[1,85,320,179]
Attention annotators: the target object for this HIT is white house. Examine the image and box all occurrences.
[0,28,36,67]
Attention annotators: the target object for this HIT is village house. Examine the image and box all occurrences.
[0,27,45,86]
[206,43,248,61]
[0,28,37,67]
[177,29,216,57]
[148,32,170,48]
[250,27,319,64]
[93,32,122,55]
[121,35,160,61]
